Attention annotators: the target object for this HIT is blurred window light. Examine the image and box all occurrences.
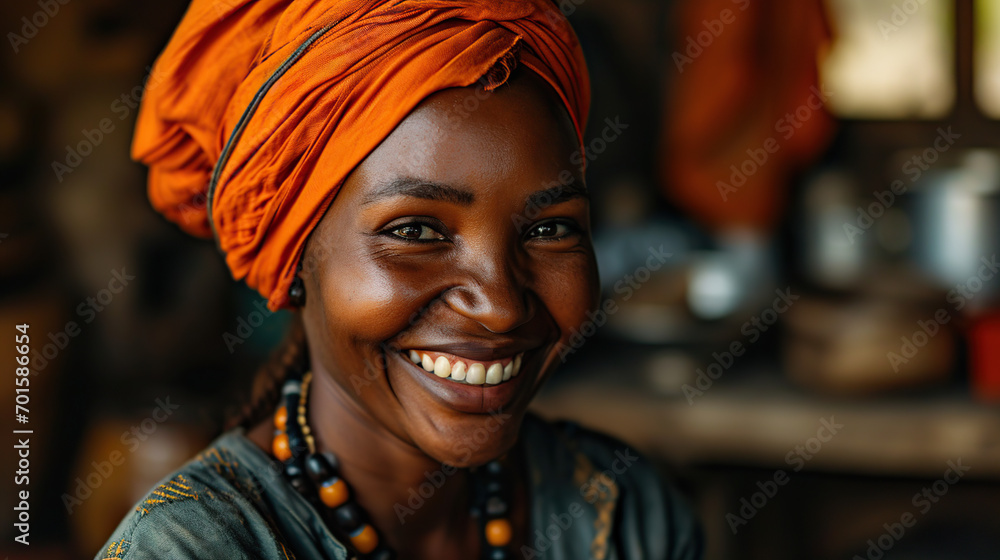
[687,254,742,320]
[821,0,954,119]
[976,0,1000,118]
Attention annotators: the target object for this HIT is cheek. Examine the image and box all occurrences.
[304,259,428,402]
[311,250,440,354]
[534,252,599,341]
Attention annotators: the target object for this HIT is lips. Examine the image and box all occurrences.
[406,349,524,385]
[392,346,536,414]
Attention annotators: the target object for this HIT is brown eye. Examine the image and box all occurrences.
[527,221,574,239]
[390,223,444,241]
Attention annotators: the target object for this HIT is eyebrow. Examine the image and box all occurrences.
[360,175,589,209]
[361,177,475,206]
[524,181,589,210]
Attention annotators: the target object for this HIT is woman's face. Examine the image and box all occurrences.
[301,70,598,467]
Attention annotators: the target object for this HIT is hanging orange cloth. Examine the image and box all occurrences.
[134,0,590,310]
[661,0,834,231]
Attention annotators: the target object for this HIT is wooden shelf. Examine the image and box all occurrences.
[531,360,1000,480]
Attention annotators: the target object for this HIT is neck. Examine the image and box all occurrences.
[307,366,479,553]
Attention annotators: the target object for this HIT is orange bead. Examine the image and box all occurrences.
[319,478,350,508]
[272,433,292,462]
[485,518,512,547]
[349,524,379,554]
[273,406,288,431]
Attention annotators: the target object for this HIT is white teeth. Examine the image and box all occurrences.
[486,363,503,384]
[466,363,486,385]
[451,361,467,381]
[407,351,525,385]
[433,356,451,378]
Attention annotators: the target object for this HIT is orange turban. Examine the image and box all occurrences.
[134,0,590,310]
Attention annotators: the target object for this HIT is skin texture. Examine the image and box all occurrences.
[250,69,598,558]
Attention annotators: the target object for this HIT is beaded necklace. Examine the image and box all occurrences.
[271,370,514,559]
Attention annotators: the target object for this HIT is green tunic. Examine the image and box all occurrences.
[95,414,702,559]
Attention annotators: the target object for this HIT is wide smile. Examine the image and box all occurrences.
[392,347,537,414]
[405,349,524,385]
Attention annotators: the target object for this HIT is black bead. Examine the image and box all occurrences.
[486,460,503,475]
[322,451,341,471]
[486,480,503,495]
[285,460,305,479]
[332,502,364,532]
[286,433,306,455]
[282,401,300,419]
[485,496,507,516]
[289,475,311,497]
[281,379,302,395]
[489,547,510,560]
[305,453,335,482]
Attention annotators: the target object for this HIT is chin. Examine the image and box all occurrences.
[417,410,526,468]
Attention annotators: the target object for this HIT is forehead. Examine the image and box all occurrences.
[346,71,581,198]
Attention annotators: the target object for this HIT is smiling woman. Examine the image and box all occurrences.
[95,1,702,559]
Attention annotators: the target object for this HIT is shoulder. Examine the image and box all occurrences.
[94,433,296,560]
[521,414,704,560]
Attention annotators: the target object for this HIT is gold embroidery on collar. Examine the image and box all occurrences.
[572,451,619,560]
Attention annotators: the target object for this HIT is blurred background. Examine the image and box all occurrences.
[2,0,1000,558]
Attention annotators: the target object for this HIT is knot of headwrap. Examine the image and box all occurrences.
[133,0,590,310]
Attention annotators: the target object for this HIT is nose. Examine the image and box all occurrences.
[442,258,534,334]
